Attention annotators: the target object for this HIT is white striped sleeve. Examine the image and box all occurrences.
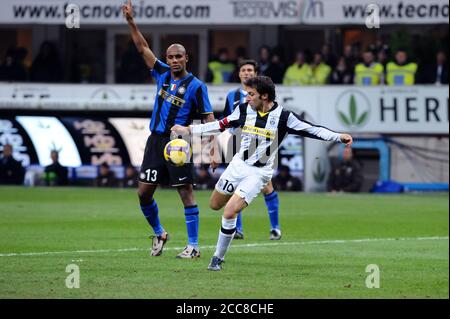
[225,104,242,124]
[191,104,242,135]
[191,121,221,135]
[287,112,341,142]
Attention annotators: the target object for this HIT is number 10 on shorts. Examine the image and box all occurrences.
[221,179,235,193]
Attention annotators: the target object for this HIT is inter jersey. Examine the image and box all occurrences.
[150,60,213,134]
[222,88,247,118]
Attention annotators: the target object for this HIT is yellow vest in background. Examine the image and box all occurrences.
[208,61,235,84]
[312,63,331,85]
[283,63,314,86]
[386,62,418,85]
[354,63,384,85]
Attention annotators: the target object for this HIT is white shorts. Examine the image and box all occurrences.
[215,157,272,205]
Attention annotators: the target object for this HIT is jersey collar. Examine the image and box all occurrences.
[258,102,278,117]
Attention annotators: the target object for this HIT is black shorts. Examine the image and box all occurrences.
[139,134,194,186]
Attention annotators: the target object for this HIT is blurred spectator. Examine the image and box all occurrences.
[0,47,28,82]
[283,51,313,86]
[421,50,448,85]
[343,44,358,71]
[122,164,138,188]
[264,52,285,84]
[330,56,353,85]
[354,50,384,85]
[0,144,25,185]
[206,48,235,84]
[386,49,417,86]
[117,41,150,83]
[327,148,363,193]
[30,41,62,82]
[373,37,390,56]
[95,163,118,187]
[195,165,217,190]
[373,39,390,69]
[376,48,389,69]
[230,46,248,83]
[311,52,331,84]
[273,165,302,191]
[321,44,337,69]
[70,43,94,83]
[257,46,271,75]
[43,150,68,186]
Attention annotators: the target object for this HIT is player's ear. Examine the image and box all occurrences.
[261,93,268,101]
[185,54,189,63]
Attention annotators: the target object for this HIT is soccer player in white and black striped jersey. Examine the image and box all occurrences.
[172,76,352,271]
[222,59,282,241]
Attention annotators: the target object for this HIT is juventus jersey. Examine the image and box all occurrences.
[191,102,342,170]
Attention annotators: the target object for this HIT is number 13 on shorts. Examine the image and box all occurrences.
[145,169,158,182]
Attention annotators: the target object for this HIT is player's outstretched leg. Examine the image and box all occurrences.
[208,193,247,271]
[176,185,201,258]
[138,182,169,256]
[233,211,244,240]
[262,181,281,240]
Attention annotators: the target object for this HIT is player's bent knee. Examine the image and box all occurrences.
[209,190,228,211]
[137,189,146,200]
[137,183,157,205]
[223,206,238,219]
[223,201,242,219]
[209,200,223,211]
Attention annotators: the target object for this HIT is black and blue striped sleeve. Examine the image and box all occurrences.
[194,83,213,114]
[150,60,170,81]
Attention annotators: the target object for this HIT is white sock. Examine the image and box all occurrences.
[213,216,237,260]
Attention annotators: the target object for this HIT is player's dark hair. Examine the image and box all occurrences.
[239,59,259,73]
[244,76,276,101]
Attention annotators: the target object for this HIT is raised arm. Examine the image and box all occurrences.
[122,0,157,69]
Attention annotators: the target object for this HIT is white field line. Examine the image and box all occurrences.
[0,236,448,257]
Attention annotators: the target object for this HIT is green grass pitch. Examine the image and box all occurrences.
[0,186,448,298]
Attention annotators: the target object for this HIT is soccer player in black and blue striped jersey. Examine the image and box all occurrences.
[123,0,217,259]
[222,60,282,241]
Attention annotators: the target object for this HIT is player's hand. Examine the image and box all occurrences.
[171,124,190,136]
[340,133,353,147]
[210,160,219,173]
[208,136,220,172]
[209,143,219,172]
[122,0,133,21]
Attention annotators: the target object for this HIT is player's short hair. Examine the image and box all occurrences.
[244,76,276,101]
[100,162,110,169]
[239,59,259,73]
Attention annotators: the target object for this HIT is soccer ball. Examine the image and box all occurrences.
[164,139,192,166]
